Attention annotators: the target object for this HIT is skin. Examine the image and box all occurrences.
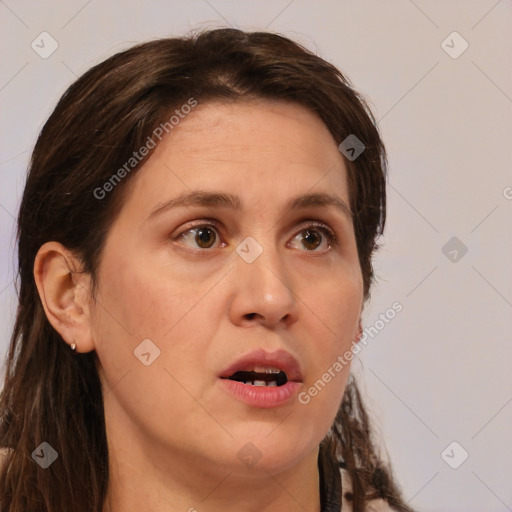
[34,100,364,512]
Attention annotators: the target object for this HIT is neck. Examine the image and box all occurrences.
[103,439,321,512]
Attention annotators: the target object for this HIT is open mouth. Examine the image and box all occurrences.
[222,366,288,387]
[218,354,301,407]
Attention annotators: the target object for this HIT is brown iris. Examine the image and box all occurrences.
[194,227,216,248]
[301,229,322,251]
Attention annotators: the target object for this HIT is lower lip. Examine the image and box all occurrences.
[218,378,301,408]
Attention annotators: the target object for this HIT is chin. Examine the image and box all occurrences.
[227,434,314,475]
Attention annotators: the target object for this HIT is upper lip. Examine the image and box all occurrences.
[219,348,303,382]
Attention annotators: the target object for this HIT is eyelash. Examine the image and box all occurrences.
[175,219,338,252]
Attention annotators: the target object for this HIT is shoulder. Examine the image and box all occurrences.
[339,466,398,512]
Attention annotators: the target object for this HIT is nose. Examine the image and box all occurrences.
[228,240,299,329]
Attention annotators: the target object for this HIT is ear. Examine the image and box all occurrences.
[33,241,95,353]
[354,318,363,343]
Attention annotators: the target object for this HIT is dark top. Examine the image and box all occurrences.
[318,443,343,512]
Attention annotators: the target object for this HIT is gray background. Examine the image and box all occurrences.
[1,1,511,510]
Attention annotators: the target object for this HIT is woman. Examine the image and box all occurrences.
[0,28,413,512]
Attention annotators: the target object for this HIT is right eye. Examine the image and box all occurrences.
[177,223,225,250]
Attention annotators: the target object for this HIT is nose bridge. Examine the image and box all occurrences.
[230,233,298,326]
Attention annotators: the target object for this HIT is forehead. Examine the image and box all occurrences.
[122,100,350,214]
[166,100,340,165]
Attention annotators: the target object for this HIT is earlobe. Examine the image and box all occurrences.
[33,241,95,353]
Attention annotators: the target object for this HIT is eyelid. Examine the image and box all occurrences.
[177,218,223,233]
[294,219,336,237]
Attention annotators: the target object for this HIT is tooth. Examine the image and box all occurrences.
[267,381,277,387]
[254,365,281,374]
[253,380,266,386]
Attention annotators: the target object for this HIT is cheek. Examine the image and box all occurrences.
[312,270,362,350]
[92,258,221,444]
[91,250,221,396]
[93,249,207,342]
[296,274,361,424]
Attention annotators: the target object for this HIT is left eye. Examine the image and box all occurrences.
[177,223,336,251]
[289,225,336,251]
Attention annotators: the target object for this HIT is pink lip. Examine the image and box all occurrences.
[217,348,303,408]
[218,379,301,408]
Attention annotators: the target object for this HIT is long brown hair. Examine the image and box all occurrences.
[0,28,412,511]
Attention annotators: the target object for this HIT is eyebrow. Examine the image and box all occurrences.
[147,190,352,220]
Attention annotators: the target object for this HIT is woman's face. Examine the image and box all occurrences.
[90,100,363,475]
